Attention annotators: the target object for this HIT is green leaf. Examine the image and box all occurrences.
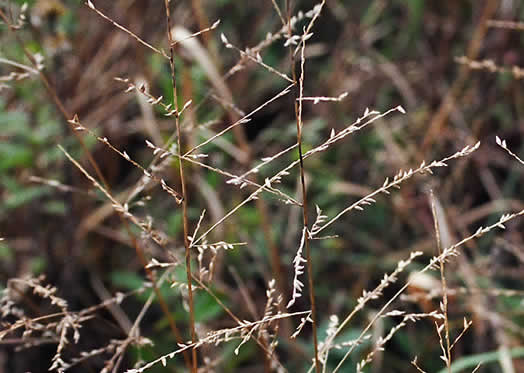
[1,109,29,136]
[193,291,224,322]
[0,242,13,261]
[0,142,33,170]
[111,270,145,291]
[30,257,47,275]
[3,185,50,210]
[43,200,67,215]
[167,211,183,236]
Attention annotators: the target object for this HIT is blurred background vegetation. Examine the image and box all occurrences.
[1,0,523,372]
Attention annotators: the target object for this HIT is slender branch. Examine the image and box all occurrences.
[86,0,167,58]
[286,2,326,372]
[429,190,452,373]
[163,1,197,372]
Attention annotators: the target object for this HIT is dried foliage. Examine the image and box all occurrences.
[1,1,523,373]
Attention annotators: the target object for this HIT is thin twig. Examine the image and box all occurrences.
[286,2,327,372]
[429,190,452,373]
[163,1,198,372]
[85,0,167,58]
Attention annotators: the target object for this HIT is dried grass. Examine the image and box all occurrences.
[1,1,523,373]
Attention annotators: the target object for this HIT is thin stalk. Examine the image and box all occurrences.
[164,1,198,372]
[429,190,452,373]
[286,2,320,372]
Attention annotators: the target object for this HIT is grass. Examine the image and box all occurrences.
[1,1,523,372]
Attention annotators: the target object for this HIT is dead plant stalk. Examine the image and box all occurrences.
[163,1,198,372]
